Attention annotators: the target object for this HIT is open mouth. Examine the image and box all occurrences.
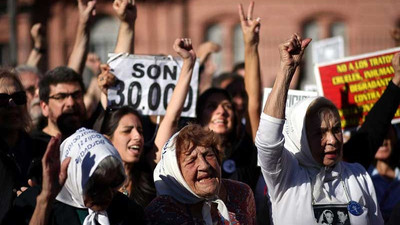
[212,119,226,125]
[197,174,217,183]
[324,151,338,159]
[128,145,141,152]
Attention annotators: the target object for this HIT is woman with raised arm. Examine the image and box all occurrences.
[255,34,383,224]
[193,2,261,191]
[96,38,197,208]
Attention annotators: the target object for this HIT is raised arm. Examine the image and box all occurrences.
[196,41,220,94]
[113,0,137,54]
[344,53,400,168]
[97,64,116,109]
[238,2,261,140]
[152,38,196,165]
[264,34,311,118]
[67,0,96,75]
[26,23,46,67]
[29,135,70,225]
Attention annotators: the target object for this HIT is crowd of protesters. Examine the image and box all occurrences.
[1,0,400,224]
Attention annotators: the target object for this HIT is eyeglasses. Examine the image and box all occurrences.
[0,91,27,107]
[48,91,83,101]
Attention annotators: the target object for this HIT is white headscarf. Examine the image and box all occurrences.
[154,131,231,225]
[56,128,123,225]
[283,97,343,202]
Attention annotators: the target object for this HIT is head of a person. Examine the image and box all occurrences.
[337,210,348,223]
[212,72,236,89]
[232,62,245,77]
[83,156,126,211]
[58,128,125,212]
[305,97,343,167]
[225,76,247,117]
[374,125,398,163]
[175,124,222,198]
[86,52,101,76]
[102,106,144,164]
[322,209,334,224]
[15,65,42,110]
[39,66,86,132]
[196,88,236,136]
[0,69,31,132]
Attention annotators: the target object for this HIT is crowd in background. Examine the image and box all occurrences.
[1,0,400,225]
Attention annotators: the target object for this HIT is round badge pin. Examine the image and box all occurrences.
[222,160,236,174]
[348,201,363,216]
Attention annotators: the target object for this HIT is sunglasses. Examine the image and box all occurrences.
[0,91,27,107]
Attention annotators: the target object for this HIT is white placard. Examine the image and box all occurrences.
[107,54,199,117]
[262,88,319,114]
[312,36,344,64]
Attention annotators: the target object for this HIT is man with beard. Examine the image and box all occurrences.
[34,66,87,144]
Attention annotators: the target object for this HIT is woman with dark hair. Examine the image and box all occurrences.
[101,106,156,207]
[96,37,197,207]
[318,209,334,225]
[368,125,400,221]
[195,87,259,188]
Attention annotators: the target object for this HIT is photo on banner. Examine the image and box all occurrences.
[314,47,400,129]
[313,204,350,225]
[106,53,200,117]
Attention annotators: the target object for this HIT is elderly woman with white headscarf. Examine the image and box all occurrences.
[26,128,144,225]
[145,124,256,224]
[255,34,383,225]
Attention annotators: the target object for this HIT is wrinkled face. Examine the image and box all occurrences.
[200,93,234,135]
[19,72,41,123]
[110,113,144,164]
[306,108,343,167]
[179,145,221,198]
[337,211,348,223]
[0,77,26,130]
[41,82,86,129]
[326,212,334,223]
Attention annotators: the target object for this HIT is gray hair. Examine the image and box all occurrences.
[83,156,126,202]
[15,65,43,79]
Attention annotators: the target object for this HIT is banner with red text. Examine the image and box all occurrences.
[315,47,400,129]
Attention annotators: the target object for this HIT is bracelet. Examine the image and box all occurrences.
[33,46,46,54]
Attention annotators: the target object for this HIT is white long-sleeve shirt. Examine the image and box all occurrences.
[255,113,383,225]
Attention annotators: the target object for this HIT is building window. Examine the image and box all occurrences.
[233,24,244,64]
[0,44,10,66]
[90,16,119,63]
[204,21,244,76]
[205,24,223,75]
[299,18,347,90]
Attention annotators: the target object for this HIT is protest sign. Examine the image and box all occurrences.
[107,54,199,117]
[315,47,400,129]
[262,88,318,115]
[312,36,344,64]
